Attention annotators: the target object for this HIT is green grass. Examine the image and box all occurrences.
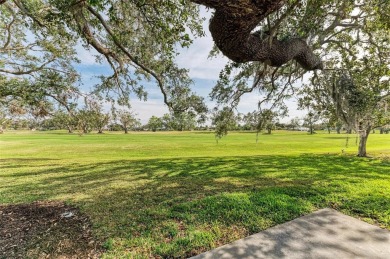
[1,130,390,258]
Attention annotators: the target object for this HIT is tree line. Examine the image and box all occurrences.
[2,97,389,137]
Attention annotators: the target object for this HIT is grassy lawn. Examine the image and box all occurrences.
[1,130,389,258]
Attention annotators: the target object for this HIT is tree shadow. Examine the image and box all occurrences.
[1,154,389,257]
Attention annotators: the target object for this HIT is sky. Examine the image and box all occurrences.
[74,7,305,124]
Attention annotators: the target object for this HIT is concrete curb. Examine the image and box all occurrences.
[190,208,390,259]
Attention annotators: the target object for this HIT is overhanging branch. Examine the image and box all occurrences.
[0,59,55,75]
[192,0,322,70]
[84,3,173,108]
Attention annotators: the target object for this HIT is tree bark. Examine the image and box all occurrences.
[192,0,322,70]
[358,126,371,157]
[82,125,88,134]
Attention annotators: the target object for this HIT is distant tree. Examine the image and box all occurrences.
[166,83,208,131]
[117,110,139,134]
[275,121,287,130]
[159,87,208,131]
[161,114,174,131]
[76,109,94,134]
[75,97,110,134]
[335,120,343,134]
[303,111,320,135]
[263,109,282,134]
[240,112,251,131]
[321,112,340,134]
[49,110,77,133]
[289,117,301,131]
[166,113,197,131]
[0,108,10,133]
[242,109,281,142]
[147,116,163,132]
[9,118,28,130]
[95,114,110,133]
[380,125,390,134]
[90,107,110,134]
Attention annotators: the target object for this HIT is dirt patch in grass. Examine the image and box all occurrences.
[0,201,102,259]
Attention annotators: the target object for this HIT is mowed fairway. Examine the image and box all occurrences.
[1,130,390,258]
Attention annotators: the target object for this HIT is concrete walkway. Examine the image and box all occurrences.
[190,208,390,259]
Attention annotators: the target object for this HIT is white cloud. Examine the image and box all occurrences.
[176,7,229,80]
[131,99,169,124]
[177,38,228,80]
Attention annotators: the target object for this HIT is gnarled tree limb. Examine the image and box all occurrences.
[192,0,323,70]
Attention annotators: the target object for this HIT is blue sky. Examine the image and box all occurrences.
[74,7,305,124]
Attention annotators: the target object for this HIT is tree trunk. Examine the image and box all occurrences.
[191,0,322,70]
[267,128,271,134]
[124,128,128,134]
[358,126,371,157]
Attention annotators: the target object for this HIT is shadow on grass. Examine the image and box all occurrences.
[1,154,389,257]
[321,136,354,139]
